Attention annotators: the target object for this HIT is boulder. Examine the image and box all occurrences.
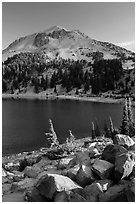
[124,179,135,202]
[93,179,113,192]
[83,182,103,201]
[128,165,135,180]
[99,183,129,202]
[128,143,135,151]
[54,190,87,202]
[63,164,80,181]
[57,157,73,170]
[88,148,100,159]
[101,144,127,163]
[114,134,135,148]
[69,191,87,202]
[115,151,135,181]
[19,156,41,171]
[2,183,12,195]
[2,168,7,177]
[92,159,114,179]
[75,165,95,187]
[46,148,66,160]
[2,177,9,184]
[67,151,91,169]
[88,141,105,154]
[6,171,14,180]
[36,157,58,169]
[4,162,20,172]
[11,178,35,192]
[25,187,50,202]
[36,173,82,199]
[54,191,69,202]
[2,192,25,202]
[88,142,96,149]
[23,166,41,178]
[44,166,61,174]
[12,170,25,182]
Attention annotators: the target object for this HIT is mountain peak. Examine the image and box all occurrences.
[2,25,134,62]
[42,25,70,34]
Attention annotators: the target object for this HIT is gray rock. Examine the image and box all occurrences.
[54,190,87,202]
[114,134,135,148]
[88,148,100,159]
[124,179,135,202]
[25,187,49,202]
[115,151,135,180]
[75,164,95,187]
[93,179,113,192]
[2,183,12,195]
[2,192,25,202]
[88,141,105,154]
[35,157,57,170]
[46,148,66,160]
[67,151,91,169]
[54,191,69,202]
[2,177,9,184]
[2,168,7,177]
[92,159,114,179]
[65,164,80,181]
[4,162,20,172]
[101,144,127,163]
[57,157,73,170]
[83,182,104,201]
[36,173,82,199]
[11,178,35,192]
[12,170,25,182]
[99,183,129,202]
[69,191,87,202]
[19,155,41,171]
[23,166,41,178]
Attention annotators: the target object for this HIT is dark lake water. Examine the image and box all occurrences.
[2,99,125,156]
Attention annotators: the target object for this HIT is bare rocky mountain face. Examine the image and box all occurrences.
[2,26,134,62]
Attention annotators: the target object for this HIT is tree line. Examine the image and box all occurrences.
[2,52,134,95]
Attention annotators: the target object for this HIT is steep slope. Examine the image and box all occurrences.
[2,26,134,62]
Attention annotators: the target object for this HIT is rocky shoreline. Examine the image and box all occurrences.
[2,135,135,202]
[2,93,125,104]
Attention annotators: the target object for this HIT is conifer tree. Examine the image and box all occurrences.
[104,120,108,133]
[66,130,76,146]
[128,97,134,123]
[103,119,111,138]
[128,97,135,136]
[95,120,100,137]
[65,130,76,152]
[120,98,129,135]
[54,85,57,93]
[109,116,114,139]
[45,119,59,148]
[109,116,114,133]
[91,122,96,139]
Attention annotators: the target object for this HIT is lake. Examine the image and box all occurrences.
[2,99,124,156]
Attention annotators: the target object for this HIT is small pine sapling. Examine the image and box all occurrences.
[45,119,59,148]
[120,98,129,135]
[91,121,96,139]
[104,120,111,138]
[128,97,135,137]
[95,120,100,137]
[109,116,114,139]
[65,130,76,152]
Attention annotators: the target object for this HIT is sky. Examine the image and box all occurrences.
[2,2,135,51]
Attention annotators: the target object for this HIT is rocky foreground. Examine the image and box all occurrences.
[2,134,135,202]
